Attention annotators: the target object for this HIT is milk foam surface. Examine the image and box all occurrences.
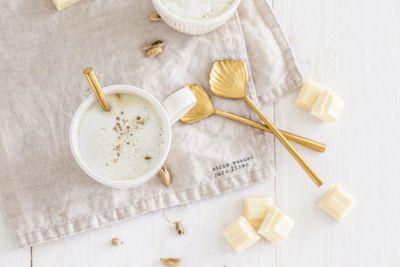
[159,0,234,20]
[77,94,166,180]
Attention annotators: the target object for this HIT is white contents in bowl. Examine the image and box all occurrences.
[76,94,167,180]
[159,0,235,20]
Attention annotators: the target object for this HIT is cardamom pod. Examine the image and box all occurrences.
[111,237,123,246]
[158,166,171,186]
[175,221,185,235]
[160,258,181,266]
[148,11,162,22]
[145,46,163,58]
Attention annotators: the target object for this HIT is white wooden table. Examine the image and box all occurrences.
[1,0,400,266]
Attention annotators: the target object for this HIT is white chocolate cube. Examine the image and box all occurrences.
[52,0,80,11]
[323,92,344,122]
[223,216,260,253]
[310,90,344,123]
[243,197,274,229]
[257,206,294,242]
[319,185,355,222]
[296,81,323,112]
[310,90,333,122]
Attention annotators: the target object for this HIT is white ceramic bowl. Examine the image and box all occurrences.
[152,0,242,35]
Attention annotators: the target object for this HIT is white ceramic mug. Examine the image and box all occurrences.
[152,0,242,35]
[69,85,196,188]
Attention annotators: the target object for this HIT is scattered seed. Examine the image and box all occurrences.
[158,166,171,187]
[148,11,162,22]
[143,40,165,58]
[160,258,181,266]
[145,156,152,160]
[145,46,163,58]
[111,238,123,246]
[175,221,185,235]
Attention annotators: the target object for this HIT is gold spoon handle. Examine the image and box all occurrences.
[213,109,326,152]
[83,67,111,112]
[243,95,324,187]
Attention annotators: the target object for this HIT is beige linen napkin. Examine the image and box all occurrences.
[0,0,302,247]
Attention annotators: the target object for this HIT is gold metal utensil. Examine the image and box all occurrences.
[181,84,326,152]
[83,67,111,112]
[209,60,324,187]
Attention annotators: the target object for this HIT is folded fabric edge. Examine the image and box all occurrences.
[0,197,24,248]
[258,73,304,104]
[15,169,274,247]
[239,0,304,104]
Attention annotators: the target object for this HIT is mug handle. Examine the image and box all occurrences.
[162,87,197,124]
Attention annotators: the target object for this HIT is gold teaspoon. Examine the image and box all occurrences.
[83,67,111,112]
[180,84,326,152]
[209,60,324,187]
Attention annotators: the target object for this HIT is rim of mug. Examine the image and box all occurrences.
[69,84,172,189]
[152,0,242,26]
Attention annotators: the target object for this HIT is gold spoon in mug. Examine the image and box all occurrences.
[209,60,324,187]
[83,67,111,112]
[180,84,326,152]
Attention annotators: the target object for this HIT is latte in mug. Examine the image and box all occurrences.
[70,82,196,188]
[76,93,168,180]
